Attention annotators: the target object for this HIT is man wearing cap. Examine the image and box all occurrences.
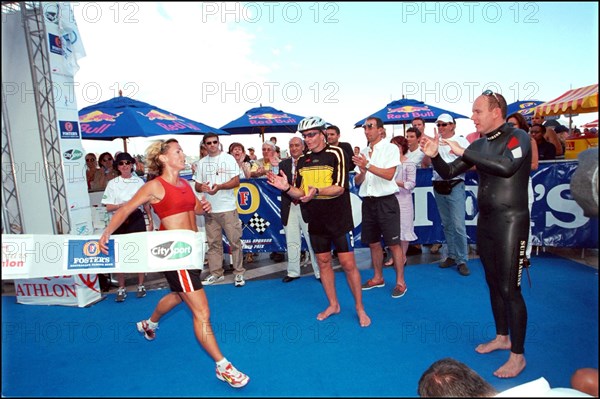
[430,113,471,277]
[247,147,257,161]
[420,91,532,378]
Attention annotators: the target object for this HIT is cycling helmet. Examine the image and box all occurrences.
[297,116,326,132]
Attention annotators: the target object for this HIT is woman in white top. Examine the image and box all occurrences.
[101,152,153,302]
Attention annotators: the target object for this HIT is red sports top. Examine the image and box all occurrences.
[152,176,196,222]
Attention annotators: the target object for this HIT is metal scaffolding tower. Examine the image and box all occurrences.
[1,2,71,234]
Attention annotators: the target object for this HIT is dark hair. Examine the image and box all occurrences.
[228,142,245,154]
[506,112,529,131]
[390,135,408,155]
[406,126,422,139]
[202,133,219,144]
[99,152,113,164]
[412,117,425,125]
[327,125,340,135]
[418,358,497,397]
[531,123,546,134]
[367,116,384,128]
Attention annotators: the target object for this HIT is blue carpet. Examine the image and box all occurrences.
[2,253,598,397]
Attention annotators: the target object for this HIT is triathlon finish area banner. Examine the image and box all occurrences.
[230,160,597,253]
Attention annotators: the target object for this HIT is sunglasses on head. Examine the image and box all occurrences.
[482,89,501,104]
[301,131,321,139]
[118,161,132,166]
[205,140,219,145]
[436,123,451,127]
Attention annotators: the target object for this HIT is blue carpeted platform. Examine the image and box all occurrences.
[2,253,598,397]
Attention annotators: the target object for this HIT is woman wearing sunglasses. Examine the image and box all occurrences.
[101,152,153,302]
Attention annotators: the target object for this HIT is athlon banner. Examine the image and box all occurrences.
[231,160,597,252]
[2,230,206,280]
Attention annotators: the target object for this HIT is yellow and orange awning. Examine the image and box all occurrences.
[533,83,598,117]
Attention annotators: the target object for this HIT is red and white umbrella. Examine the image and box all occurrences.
[581,119,598,128]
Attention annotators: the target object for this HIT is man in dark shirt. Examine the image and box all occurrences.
[326,125,356,171]
[530,124,556,160]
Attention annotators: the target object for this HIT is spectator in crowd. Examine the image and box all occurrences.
[354,146,361,157]
[267,116,371,327]
[428,113,471,277]
[531,114,563,156]
[98,138,249,389]
[386,136,418,266]
[85,153,104,192]
[195,134,246,287]
[405,127,427,167]
[554,125,569,154]
[530,124,556,160]
[247,147,258,161]
[277,136,320,282]
[97,152,118,189]
[250,140,278,178]
[507,112,538,266]
[326,124,355,171]
[270,136,288,159]
[353,117,407,299]
[229,142,251,179]
[418,358,592,397]
[101,152,152,302]
[412,117,432,168]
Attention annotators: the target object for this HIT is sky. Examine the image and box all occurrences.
[71,1,599,158]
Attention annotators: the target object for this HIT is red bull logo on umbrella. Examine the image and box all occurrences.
[248,113,297,125]
[79,111,123,123]
[137,110,182,121]
[386,105,434,119]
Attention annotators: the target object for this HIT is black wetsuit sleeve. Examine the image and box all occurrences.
[462,130,531,178]
[430,153,473,179]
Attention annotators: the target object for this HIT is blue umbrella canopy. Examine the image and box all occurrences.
[220,106,305,142]
[506,100,546,121]
[79,95,228,151]
[355,98,469,128]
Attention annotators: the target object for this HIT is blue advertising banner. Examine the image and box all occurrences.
[189,160,597,253]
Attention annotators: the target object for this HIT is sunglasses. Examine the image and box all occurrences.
[85,158,95,162]
[301,131,321,138]
[362,123,378,129]
[482,89,501,104]
[118,161,132,166]
[436,123,451,127]
[101,158,113,162]
[205,140,219,145]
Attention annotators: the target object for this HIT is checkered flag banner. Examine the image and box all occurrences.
[248,212,270,234]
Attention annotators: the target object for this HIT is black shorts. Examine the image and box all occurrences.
[113,209,146,235]
[163,269,204,293]
[310,231,354,254]
[360,194,401,246]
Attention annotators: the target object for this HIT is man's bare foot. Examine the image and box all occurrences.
[493,353,526,378]
[317,304,340,321]
[475,336,511,354]
[357,310,371,327]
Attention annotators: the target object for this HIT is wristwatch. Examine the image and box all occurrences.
[315,188,320,196]
[365,162,371,170]
[283,185,291,193]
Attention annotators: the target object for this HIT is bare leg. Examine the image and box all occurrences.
[338,252,371,327]
[368,243,385,282]
[475,334,511,354]
[178,290,224,362]
[315,252,341,321]
[137,273,145,285]
[493,352,526,378]
[149,292,183,323]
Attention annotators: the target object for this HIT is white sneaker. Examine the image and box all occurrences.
[216,362,249,388]
[115,287,127,302]
[203,274,224,285]
[234,274,245,287]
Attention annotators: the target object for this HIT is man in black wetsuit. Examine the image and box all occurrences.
[420,91,531,379]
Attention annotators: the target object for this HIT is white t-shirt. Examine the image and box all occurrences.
[406,147,426,166]
[193,152,240,213]
[101,175,145,210]
[432,134,470,181]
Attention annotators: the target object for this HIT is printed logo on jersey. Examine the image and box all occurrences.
[507,136,522,158]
